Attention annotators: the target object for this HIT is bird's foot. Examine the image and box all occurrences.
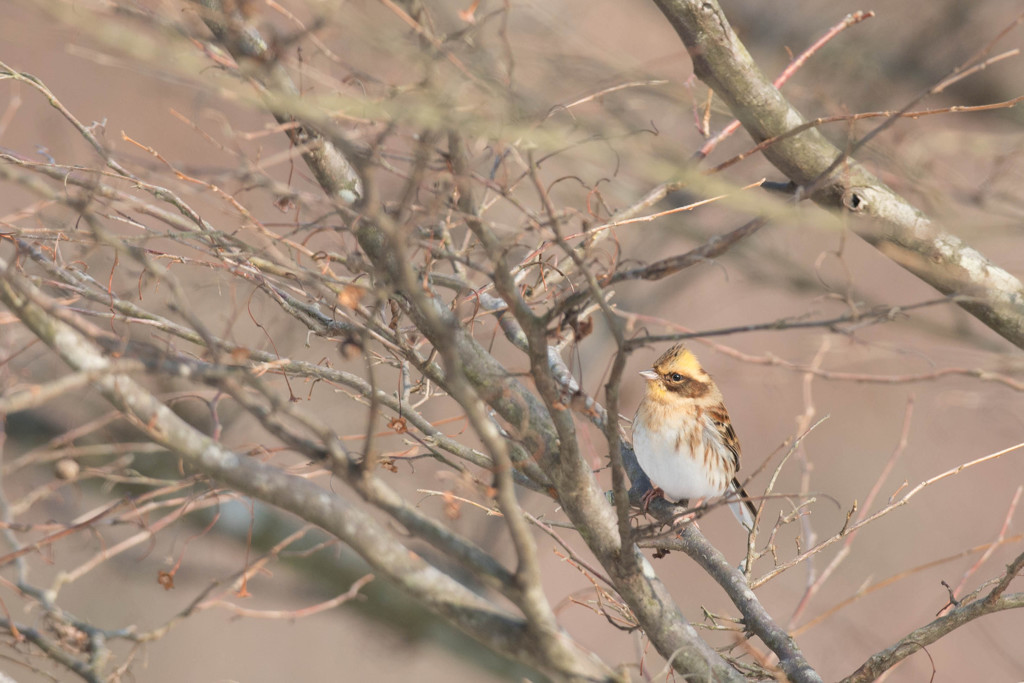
[676,497,705,528]
[640,486,665,514]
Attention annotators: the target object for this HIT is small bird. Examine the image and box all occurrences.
[632,343,757,529]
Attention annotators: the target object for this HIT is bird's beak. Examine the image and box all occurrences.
[638,370,658,381]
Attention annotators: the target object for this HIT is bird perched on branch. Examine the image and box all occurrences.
[632,343,757,529]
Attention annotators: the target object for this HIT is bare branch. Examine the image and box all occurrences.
[0,256,614,682]
[841,552,1024,683]
[651,0,1024,348]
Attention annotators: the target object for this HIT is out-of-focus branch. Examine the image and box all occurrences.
[0,619,102,683]
[841,551,1024,683]
[6,236,547,492]
[0,256,615,682]
[329,160,573,663]
[191,0,362,204]
[353,147,749,680]
[7,233,544,603]
[446,123,748,682]
[604,216,768,285]
[650,0,1024,349]
[3,2,1022,681]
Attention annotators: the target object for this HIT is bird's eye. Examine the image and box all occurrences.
[669,372,684,382]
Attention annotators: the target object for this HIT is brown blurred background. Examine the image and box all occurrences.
[1,0,1022,681]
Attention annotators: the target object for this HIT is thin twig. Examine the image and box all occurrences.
[752,441,1024,588]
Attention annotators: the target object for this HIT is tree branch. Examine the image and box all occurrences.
[650,0,1024,348]
[0,256,614,682]
[841,551,1024,683]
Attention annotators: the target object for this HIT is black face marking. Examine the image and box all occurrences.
[661,371,708,398]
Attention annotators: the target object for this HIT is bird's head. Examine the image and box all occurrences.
[639,343,711,400]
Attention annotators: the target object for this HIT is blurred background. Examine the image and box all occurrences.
[1,0,1022,681]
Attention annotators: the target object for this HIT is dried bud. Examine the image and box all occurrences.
[54,459,80,480]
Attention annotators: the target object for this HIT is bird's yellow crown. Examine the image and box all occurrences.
[653,343,703,378]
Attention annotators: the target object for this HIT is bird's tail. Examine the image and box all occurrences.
[727,479,758,530]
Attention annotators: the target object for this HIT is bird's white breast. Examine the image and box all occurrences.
[632,417,726,501]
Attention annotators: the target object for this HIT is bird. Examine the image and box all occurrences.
[632,343,757,530]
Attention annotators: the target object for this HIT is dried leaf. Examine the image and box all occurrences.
[157,570,175,590]
[443,490,461,520]
[338,285,366,309]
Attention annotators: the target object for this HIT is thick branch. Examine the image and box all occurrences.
[0,257,613,683]
[660,527,823,683]
[622,443,822,683]
[651,0,1024,348]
